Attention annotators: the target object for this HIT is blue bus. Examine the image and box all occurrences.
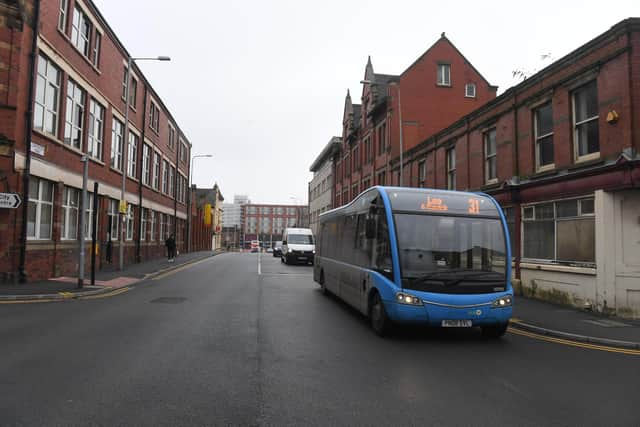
[313,186,512,337]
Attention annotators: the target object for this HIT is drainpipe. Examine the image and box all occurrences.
[512,90,521,281]
[18,0,41,283]
[136,85,148,262]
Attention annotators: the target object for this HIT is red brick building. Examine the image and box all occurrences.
[399,18,640,316]
[241,203,309,248]
[335,36,497,205]
[0,0,190,281]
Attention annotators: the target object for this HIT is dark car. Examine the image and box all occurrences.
[273,241,283,257]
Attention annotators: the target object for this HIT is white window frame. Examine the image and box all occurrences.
[92,31,101,68]
[88,99,104,160]
[168,125,175,150]
[140,208,147,241]
[162,160,169,194]
[127,132,138,178]
[71,5,91,57]
[437,63,451,86]
[152,152,160,190]
[111,118,124,170]
[149,102,160,132]
[534,102,555,172]
[64,79,85,150]
[484,129,497,184]
[61,186,80,240]
[34,55,61,137]
[83,193,96,240]
[169,166,175,198]
[107,199,119,241]
[465,83,476,98]
[126,205,134,241]
[27,177,54,241]
[150,210,156,241]
[58,0,69,32]
[572,81,600,162]
[142,144,151,186]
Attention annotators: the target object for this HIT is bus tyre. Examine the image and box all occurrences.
[481,323,508,338]
[319,271,328,295]
[369,292,392,337]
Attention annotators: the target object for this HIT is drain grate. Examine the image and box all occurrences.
[150,297,187,304]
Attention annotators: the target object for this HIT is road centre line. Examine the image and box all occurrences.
[508,327,640,356]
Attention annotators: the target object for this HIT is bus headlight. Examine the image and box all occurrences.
[288,248,293,253]
[492,296,512,308]
[396,292,423,306]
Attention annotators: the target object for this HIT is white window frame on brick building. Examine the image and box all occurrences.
[168,125,176,150]
[127,132,138,178]
[64,79,85,150]
[152,152,161,190]
[140,208,147,241]
[149,101,160,132]
[61,186,80,240]
[92,32,101,68]
[88,99,104,160]
[534,102,555,171]
[418,160,426,187]
[125,205,135,241]
[34,55,61,137]
[446,146,456,190]
[150,211,157,241]
[111,118,124,171]
[83,193,96,240]
[58,0,69,32]
[465,83,476,98]
[108,199,119,240]
[27,177,54,241]
[162,159,169,194]
[71,5,91,58]
[437,63,451,86]
[572,80,600,162]
[484,128,497,184]
[142,144,151,186]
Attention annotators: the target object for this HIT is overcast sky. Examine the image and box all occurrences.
[93,0,638,204]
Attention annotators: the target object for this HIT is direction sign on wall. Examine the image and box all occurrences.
[0,193,21,209]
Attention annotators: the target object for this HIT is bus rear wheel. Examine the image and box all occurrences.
[481,323,508,338]
[369,292,392,336]
[319,271,328,295]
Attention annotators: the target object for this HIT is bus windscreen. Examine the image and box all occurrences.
[394,213,507,294]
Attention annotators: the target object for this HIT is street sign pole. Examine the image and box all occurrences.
[91,182,99,286]
[78,156,88,289]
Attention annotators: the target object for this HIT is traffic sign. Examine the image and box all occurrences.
[0,193,21,209]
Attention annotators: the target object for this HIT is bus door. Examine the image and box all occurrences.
[338,214,360,308]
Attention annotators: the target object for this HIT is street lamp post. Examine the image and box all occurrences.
[119,55,171,271]
[361,79,403,186]
[187,154,213,253]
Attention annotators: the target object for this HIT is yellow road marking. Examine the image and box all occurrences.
[81,287,130,299]
[151,257,212,280]
[508,327,640,356]
[0,298,58,304]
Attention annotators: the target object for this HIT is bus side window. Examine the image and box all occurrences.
[341,215,357,264]
[355,214,372,268]
[373,213,393,277]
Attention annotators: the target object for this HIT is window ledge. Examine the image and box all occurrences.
[520,261,596,276]
[88,156,105,166]
[534,164,556,175]
[568,157,604,172]
[481,180,500,191]
[573,152,601,165]
[109,166,123,175]
[530,168,558,179]
[436,83,452,88]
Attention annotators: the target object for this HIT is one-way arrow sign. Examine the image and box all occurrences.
[0,193,22,209]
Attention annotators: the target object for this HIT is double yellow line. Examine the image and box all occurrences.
[0,287,130,304]
[508,327,640,356]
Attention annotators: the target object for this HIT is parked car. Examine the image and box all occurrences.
[281,228,315,265]
[273,241,283,257]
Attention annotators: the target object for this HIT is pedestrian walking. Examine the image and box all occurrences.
[165,234,176,263]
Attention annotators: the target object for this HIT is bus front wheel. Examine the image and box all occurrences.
[481,323,508,338]
[369,292,392,336]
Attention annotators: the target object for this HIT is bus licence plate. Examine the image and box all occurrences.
[441,320,473,327]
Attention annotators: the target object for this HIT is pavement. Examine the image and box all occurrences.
[2,254,639,350]
[0,250,221,301]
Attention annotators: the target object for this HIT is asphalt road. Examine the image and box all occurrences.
[1,252,639,426]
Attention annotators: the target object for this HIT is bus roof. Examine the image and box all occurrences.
[320,186,502,219]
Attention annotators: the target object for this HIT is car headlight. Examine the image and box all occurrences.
[396,292,423,306]
[288,248,293,253]
[492,295,513,308]
[312,250,316,254]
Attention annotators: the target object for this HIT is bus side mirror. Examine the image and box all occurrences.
[365,219,376,239]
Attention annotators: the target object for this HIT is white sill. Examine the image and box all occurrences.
[520,261,596,276]
[575,152,600,163]
[536,163,555,173]
[465,95,476,98]
[485,178,498,185]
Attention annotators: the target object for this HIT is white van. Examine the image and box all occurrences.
[281,227,315,265]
